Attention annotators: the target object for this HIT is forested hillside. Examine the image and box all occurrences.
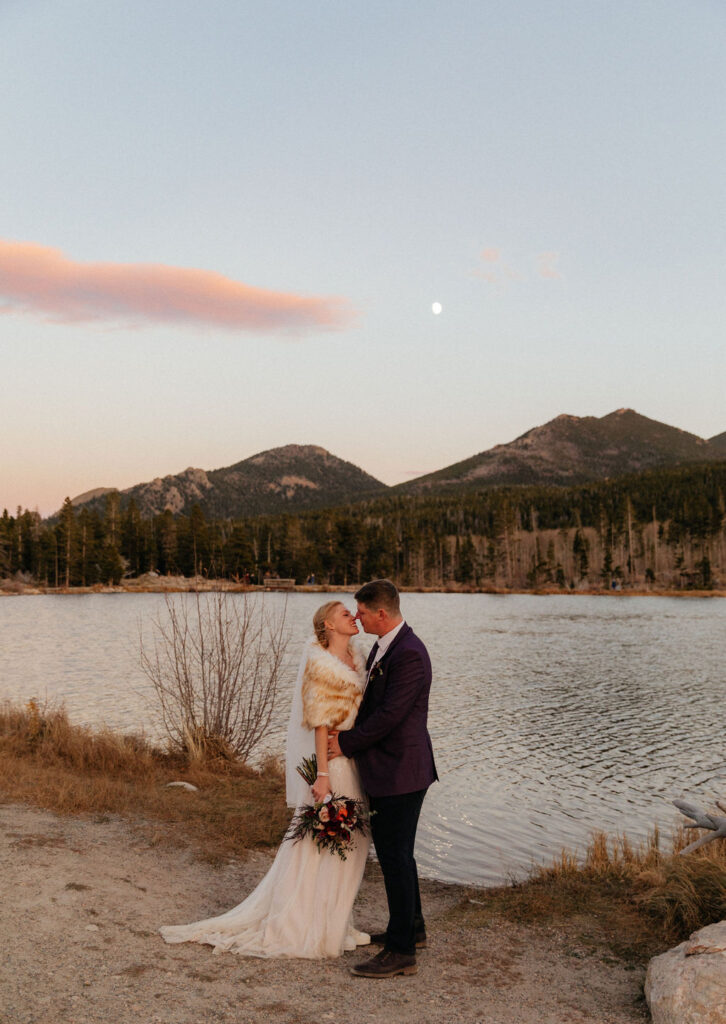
[3,462,725,591]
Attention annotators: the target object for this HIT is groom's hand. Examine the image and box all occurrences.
[327,731,342,760]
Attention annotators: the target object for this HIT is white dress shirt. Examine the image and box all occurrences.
[366,619,406,683]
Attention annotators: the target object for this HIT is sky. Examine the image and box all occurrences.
[1,0,725,516]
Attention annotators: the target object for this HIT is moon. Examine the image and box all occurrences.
[431,301,443,315]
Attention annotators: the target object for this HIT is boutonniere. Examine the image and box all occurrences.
[369,661,384,682]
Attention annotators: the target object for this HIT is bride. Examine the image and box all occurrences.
[160,600,371,959]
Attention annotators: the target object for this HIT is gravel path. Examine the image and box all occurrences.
[0,804,649,1024]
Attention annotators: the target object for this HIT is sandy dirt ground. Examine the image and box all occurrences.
[0,803,650,1024]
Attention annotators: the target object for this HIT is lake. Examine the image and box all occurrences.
[1,591,724,885]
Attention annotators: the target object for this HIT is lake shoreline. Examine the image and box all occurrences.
[2,574,724,599]
[3,704,722,1023]
[3,589,723,889]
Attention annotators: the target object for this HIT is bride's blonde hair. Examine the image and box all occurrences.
[312,601,343,648]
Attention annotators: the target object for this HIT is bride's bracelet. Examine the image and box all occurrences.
[316,772,329,777]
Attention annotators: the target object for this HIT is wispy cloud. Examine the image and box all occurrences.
[473,246,563,285]
[0,239,355,333]
[537,251,562,280]
[475,247,503,283]
[474,246,520,285]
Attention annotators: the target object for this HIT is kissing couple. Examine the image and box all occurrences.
[161,578,438,978]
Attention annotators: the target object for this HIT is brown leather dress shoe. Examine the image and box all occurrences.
[369,930,427,949]
[350,949,418,978]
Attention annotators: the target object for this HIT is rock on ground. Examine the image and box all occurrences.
[645,920,726,1024]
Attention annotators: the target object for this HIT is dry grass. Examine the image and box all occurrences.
[452,827,726,966]
[4,699,726,965]
[0,700,290,862]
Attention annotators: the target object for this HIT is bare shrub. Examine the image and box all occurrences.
[140,592,287,763]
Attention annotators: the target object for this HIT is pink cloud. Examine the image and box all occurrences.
[474,247,520,285]
[537,251,562,280]
[0,239,355,333]
[474,269,499,284]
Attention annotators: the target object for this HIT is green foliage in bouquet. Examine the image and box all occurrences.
[295,754,319,788]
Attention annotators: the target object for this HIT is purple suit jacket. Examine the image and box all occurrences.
[338,624,438,797]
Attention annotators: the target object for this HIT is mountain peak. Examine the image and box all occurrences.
[399,408,725,493]
[70,444,385,519]
[248,443,331,465]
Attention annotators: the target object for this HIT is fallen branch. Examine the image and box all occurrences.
[673,799,726,854]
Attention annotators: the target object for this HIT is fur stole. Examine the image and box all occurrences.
[301,642,366,731]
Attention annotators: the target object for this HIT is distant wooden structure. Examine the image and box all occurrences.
[262,578,296,591]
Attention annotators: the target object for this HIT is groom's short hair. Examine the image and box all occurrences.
[355,579,400,615]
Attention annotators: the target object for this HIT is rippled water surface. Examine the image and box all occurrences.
[1,592,724,885]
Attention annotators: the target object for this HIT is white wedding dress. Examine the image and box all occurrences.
[160,641,371,959]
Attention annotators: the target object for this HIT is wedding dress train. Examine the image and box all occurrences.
[160,753,371,959]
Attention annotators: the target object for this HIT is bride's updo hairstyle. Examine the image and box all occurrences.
[312,601,342,648]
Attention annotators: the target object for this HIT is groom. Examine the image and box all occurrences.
[328,579,437,978]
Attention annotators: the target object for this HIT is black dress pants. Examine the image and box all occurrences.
[369,788,427,955]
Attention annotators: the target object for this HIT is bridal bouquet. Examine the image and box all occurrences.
[285,755,370,861]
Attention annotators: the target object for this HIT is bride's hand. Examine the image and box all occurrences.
[312,776,332,802]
